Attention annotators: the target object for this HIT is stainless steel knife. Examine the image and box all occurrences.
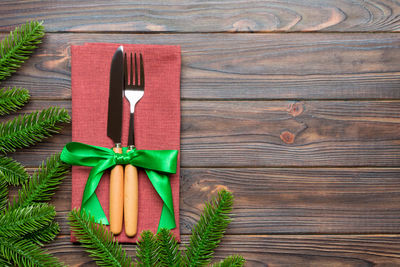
[107,46,124,235]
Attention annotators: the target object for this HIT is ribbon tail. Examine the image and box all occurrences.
[158,203,176,232]
[80,159,115,226]
[145,170,176,231]
[82,193,109,225]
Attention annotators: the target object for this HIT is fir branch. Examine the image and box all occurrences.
[0,21,44,82]
[0,155,29,185]
[23,221,60,247]
[0,107,70,153]
[156,228,182,266]
[0,179,7,212]
[211,255,245,267]
[68,209,133,267]
[184,189,234,267]
[0,203,55,238]
[0,87,30,115]
[0,236,63,267]
[0,255,13,267]
[136,230,159,267]
[11,153,69,209]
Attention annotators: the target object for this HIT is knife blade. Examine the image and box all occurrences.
[107,46,124,235]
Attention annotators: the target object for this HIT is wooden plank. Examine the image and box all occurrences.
[20,167,400,234]
[6,100,400,168]
[180,100,400,167]
[1,33,400,100]
[47,235,400,266]
[1,1,400,33]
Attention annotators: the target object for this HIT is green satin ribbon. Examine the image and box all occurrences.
[60,142,178,231]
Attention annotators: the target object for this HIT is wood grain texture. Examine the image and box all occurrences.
[6,100,400,168]
[48,235,400,266]
[2,3,400,263]
[15,167,400,234]
[1,0,400,33]
[1,33,400,100]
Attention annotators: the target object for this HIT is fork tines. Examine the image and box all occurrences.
[124,52,144,89]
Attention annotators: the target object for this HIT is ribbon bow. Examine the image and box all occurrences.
[60,142,178,231]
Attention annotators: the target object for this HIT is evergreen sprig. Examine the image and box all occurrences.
[0,87,30,115]
[69,209,133,267]
[11,153,69,209]
[0,21,44,82]
[184,189,233,266]
[157,228,182,266]
[0,179,7,212]
[0,20,69,266]
[0,237,63,267]
[211,255,246,267]
[136,231,160,267]
[0,256,12,267]
[0,107,70,153]
[23,221,60,247]
[69,190,245,267]
[0,203,55,238]
[0,155,30,185]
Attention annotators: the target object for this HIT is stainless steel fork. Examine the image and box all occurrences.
[124,52,145,147]
[123,52,144,237]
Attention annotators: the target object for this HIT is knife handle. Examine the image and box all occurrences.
[124,149,138,237]
[110,146,124,235]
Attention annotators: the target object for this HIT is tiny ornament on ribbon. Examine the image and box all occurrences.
[61,142,178,231]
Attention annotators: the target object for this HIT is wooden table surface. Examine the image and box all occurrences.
[2,1,400,266]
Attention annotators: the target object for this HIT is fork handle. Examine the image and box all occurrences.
[110,146,124,235]
[124,160,138,237]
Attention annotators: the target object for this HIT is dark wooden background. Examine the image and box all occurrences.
[2,1,400,266]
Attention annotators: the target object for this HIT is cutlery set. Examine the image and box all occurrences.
[107,46,145,237]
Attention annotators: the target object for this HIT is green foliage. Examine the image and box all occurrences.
[0,237,63,267]
[0,155,30,185]
[136,231,160,267]
[0,87,30,115]
[70,190,245,267]
[0,21,69,266]
[211,255,246,267]
[157,228,182,266]
[11,153,69,209]
[0,256,12,267]
[0,21,44,82]
[0,179,7,212]
[0,107,71,153]
[0,203,55,238]
[184,189,233,266]
[68,209,133,267]
[23,221,60,246]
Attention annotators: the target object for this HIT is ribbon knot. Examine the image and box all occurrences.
[114,152,132,165]
[60,142,178,232]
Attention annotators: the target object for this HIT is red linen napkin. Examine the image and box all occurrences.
[70,43,181,243]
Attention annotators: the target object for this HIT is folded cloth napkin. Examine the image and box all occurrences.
[70,43,181,243]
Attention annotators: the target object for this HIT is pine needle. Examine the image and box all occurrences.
[136,231,160,267]
[0,255,12,267]
[68,209,133,267]
[211,255,245,267]
[0,21,44,82]
[0,203,55,238]
[156,228,182,266]
[0,155,30,185]
[0,179,7,212]
[0,236,63,267]
[0,107,70,153]
[0,87,30,115]
[23,221,60,246]
[184,189,234,267]
[11,153,69,209]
